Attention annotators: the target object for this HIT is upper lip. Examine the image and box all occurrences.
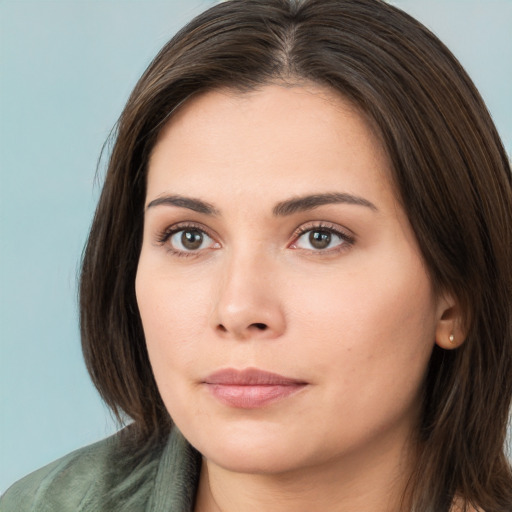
[204,368,307,386]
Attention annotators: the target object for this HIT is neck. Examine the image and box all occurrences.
[194,434,416,512]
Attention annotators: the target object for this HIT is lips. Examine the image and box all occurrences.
[203,368,308,409]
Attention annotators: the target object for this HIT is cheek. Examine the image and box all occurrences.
[135,262,212,386]
[289,259,435,346]
[286,255,437,404]
[135,270,214,435]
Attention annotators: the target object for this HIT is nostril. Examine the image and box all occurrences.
[216,322,269,335]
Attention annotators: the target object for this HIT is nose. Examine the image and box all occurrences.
[210,250,286,340]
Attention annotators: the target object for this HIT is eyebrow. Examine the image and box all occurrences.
[146,195,219,215]
[146,192,377,217]
[272,193,377,216]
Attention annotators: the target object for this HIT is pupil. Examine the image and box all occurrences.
[182,230,203,250]
[310,230,331,249]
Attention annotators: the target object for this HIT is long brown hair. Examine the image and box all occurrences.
[80,1,512,510]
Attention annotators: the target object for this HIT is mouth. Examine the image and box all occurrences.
[203,368,308,409]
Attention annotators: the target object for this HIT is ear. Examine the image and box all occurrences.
[434,292,466,350]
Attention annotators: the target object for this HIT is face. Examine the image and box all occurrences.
[136,84,448,476]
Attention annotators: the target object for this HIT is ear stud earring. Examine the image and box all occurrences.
[449,334,455,344]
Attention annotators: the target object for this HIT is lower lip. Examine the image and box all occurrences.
[206,384,306,409]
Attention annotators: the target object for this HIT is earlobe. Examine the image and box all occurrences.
[434,294,466,350]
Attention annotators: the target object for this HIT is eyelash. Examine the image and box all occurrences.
[156,222,217,258]
[156,221,355,257]
[290,222,355,254]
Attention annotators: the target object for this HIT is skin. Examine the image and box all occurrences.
[136,84,461,511]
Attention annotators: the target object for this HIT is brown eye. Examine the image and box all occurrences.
[181,230,203,250]
[168,228,215,253]
[291,225,353,252]
[309,230,331,249]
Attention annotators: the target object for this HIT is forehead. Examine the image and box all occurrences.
[146,84,394,211]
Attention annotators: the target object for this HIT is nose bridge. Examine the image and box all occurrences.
[211,243,285,339]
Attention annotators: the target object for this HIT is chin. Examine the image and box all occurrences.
[202,443,310,475]
[182,420,318,475]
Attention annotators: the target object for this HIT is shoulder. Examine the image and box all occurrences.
[0,430,163,512]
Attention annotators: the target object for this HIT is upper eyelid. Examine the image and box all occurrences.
[292,221,355,239]
[156,221,217,244]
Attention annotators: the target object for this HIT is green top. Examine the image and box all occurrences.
[0,427,201,511]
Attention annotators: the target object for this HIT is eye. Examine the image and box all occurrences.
[290,224,354,252]
[170,229,212,251]
[158,224,219,256]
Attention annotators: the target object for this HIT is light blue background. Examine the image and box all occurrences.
[1,0,511,493]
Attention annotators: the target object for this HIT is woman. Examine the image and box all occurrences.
[2,0,511,510]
